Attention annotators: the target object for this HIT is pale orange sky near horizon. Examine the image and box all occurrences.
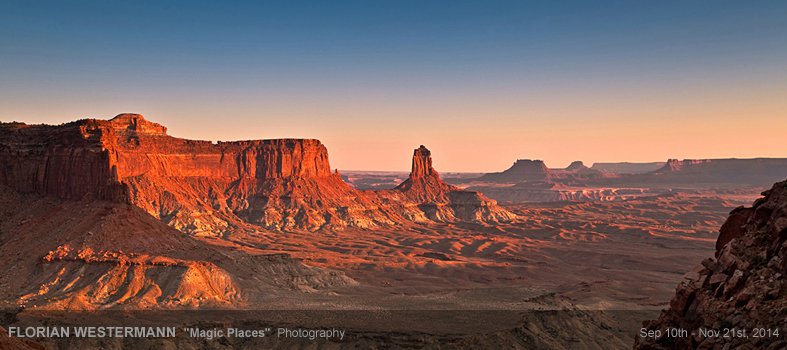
[2,77,785,173]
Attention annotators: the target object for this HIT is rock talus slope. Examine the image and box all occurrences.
[635,180,787,349]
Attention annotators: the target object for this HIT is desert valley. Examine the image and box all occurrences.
[0,114,784,349]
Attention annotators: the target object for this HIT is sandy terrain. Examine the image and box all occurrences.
[207,189,757,311]
[1,186,763,349]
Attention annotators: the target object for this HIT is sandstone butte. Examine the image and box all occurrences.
[0,114,516,234]
[479,159,552,183]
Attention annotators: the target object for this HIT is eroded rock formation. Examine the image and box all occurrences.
[0,114,515,234]
[635,180,787,349]
[392,145,516,223]
[0,183,356,310]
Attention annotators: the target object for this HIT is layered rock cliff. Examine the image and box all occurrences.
[635,180,787,349]
[0,119,128,201]
[0,115,515,233]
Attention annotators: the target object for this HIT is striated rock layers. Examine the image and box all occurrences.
[0,114,515,234]
[0,184,355,310]
[635,180,787,349]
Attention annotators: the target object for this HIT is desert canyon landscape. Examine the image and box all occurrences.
[2,2,787,349]
[0,113,784,349]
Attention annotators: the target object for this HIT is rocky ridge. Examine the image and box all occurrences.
[635,179,787,349]
[0,184,356,310]
[640,158,787,186]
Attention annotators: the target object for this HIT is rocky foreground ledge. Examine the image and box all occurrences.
[635,180,787,349]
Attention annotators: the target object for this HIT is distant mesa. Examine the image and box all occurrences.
[643,158,787,185]
[479,159,551,183]
[565,161,588,171]
[472,155,787,188]
[590,162,665,174]
[460,154,787,204]
[652,158,713,173]
[473,158,604,186]
[560,160,603,176]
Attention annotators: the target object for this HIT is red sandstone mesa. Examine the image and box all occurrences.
[0,114,515,234]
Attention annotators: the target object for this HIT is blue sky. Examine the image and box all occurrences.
[1,1,786,171]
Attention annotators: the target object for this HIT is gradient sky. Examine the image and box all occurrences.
[1,1,785,172]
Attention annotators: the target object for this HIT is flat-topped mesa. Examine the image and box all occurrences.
[1,116,516,232]
[566,160,588,171]
[0,114,335,204]
[478,159,551,183]
[410,145,438,179]
[108,113,167,135]
[511,159,549,175]
[98,113,334,180]
[655,158,713,173]
[632,158,787,187]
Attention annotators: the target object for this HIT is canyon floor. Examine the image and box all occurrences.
[212,186,759,311]
[0,179,768,348]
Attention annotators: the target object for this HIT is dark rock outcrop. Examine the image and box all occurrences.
[635,180,787,349]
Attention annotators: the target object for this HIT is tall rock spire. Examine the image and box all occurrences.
[394,144,516,222]
[410,145,437,179]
